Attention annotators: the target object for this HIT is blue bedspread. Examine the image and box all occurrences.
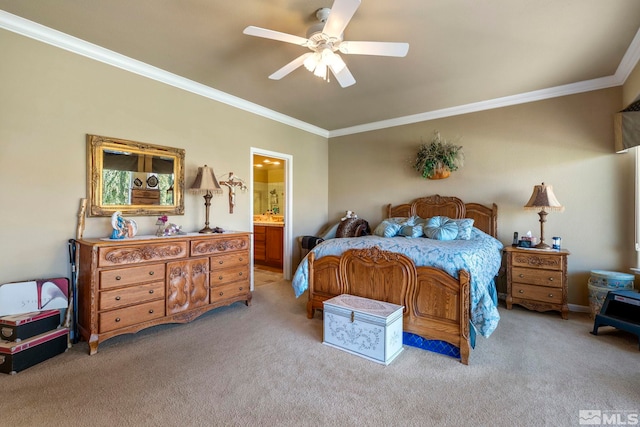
[292,228,503,337]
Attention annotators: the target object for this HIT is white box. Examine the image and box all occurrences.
[323,294,404,365]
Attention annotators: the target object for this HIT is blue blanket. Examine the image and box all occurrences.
[292,228,503,337]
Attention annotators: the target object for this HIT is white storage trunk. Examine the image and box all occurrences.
[323,294,404,365]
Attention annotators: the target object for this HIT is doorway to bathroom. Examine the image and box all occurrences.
[250,148,292,286]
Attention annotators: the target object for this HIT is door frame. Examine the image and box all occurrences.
[250,147,293,281]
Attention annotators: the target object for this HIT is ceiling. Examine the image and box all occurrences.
[1,0,640,136]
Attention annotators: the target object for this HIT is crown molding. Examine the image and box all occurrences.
[328,76,620,137]
[0,10,329,138]
[615,27,640,84]
[2,10,638,140]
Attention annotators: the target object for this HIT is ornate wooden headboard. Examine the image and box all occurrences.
[385,194,498,238]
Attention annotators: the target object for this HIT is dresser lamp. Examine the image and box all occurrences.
[524,182,564,249]
[189,165,223,233]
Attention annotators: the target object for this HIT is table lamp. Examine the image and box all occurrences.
[189,165,223,233]
[524,182,564,249]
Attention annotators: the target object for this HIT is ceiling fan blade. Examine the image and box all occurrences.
[243,26,308,46]
[269,53,314,80]
[339,41,409,57]
[329,62,356,88]
[323,0,361,39]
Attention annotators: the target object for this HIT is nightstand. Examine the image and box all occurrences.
[504,246,570,319]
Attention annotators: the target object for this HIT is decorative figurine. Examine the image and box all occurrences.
[155,215,185,237]
[110,211,137,239]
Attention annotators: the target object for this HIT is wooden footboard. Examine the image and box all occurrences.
[307,246,471,364]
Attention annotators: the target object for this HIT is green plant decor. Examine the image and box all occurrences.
[413,131,464,179]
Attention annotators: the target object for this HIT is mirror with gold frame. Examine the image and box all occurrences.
[87,134,185,217]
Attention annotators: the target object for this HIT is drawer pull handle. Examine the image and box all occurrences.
[115,276,121,281]
[518,274,524,278]
[518,290,524,293]
[149,271,154,276]
[548,277,553,281]
[238,272,243,276]
[219,260,224,264]
[115,296,121,301]
[219,292,224,296]
[149,309,154,314]
[548,293,553,298]
[239,257,244,262]
[219,276,223,280]
[115,317,121,322]
[239,287,243,291]
[149,289,154,294]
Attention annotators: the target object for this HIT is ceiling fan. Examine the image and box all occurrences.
[243,0,409,88]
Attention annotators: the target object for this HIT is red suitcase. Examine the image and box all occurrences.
[0,327,69,374]
[0,310,61,342]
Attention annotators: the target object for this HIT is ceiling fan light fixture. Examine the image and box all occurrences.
[244,0,409,87]
[325,51,346,73]
[313,61,328,79]
[304,52,321,71]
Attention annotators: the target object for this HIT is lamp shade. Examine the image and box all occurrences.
[524,182,564,212]
[189,165,223,195]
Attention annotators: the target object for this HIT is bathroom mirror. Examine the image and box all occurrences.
[87,134,185,217]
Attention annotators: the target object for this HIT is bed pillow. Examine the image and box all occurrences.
[424,216,459,241]
[451,218,475,240]
[399,224,424,238]
[373,220,402,237]
[318,222,340,240]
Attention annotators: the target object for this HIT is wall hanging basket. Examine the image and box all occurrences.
[413,131,463,180]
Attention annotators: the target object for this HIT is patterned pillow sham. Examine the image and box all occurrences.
[451,218,474,240]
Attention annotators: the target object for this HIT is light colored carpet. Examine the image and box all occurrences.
[2,280,639,427]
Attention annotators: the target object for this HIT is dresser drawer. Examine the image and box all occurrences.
[511,267,562,288]
[98,241,187,267]
[99,299,165,333]
[512,283,562,304]
[100,264,165,289]
[210,252,250,270]
[99,281,165,310]
[510,252,563,271]
[210,266,249,286]
[191,235,250,256]
[210,282,250,304]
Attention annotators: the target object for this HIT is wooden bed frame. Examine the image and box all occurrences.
[306,195,498,364]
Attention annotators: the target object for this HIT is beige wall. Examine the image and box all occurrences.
[328,88,633,306]
[0,29,328,281]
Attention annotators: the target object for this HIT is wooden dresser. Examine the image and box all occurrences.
[76,232,251,354]
[504,246,569,319]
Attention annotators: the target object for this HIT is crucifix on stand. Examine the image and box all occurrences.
[219,172,247,214]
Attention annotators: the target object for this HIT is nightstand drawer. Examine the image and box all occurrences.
[511,252,563,271]
[512,267,562,288]
[512,283,562,304]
